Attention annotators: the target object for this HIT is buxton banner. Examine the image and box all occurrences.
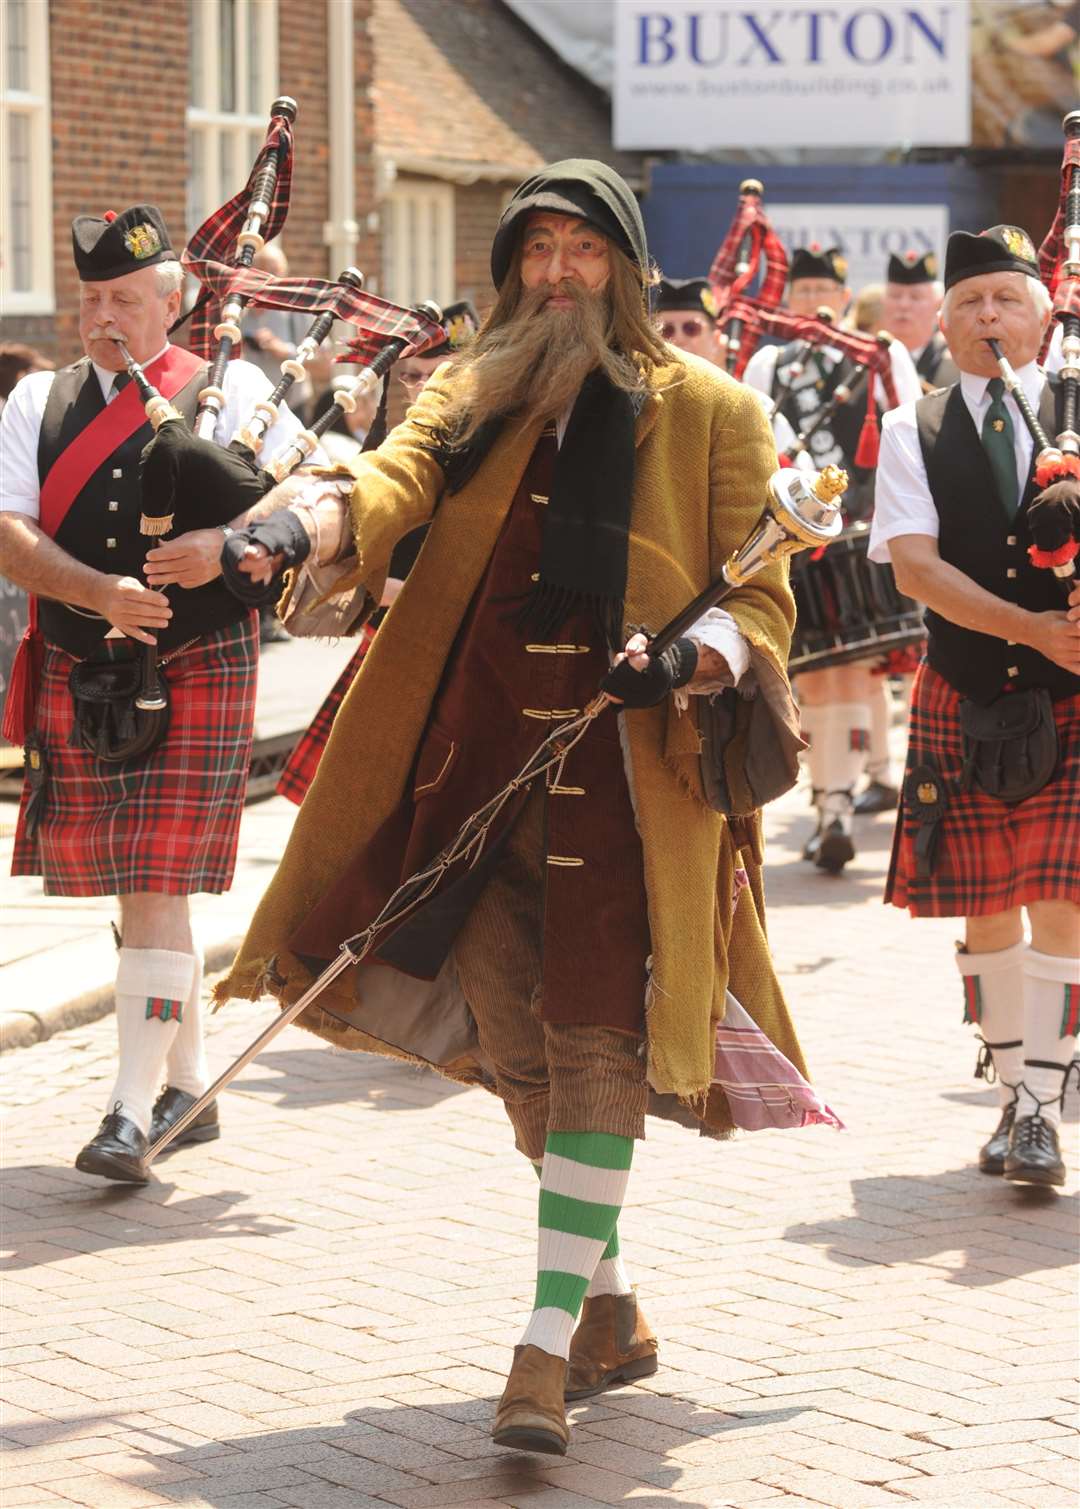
[613,1,973,150]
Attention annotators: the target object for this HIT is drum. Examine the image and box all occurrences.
[788,524,925,675]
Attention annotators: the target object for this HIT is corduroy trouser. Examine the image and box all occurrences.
[452,786,648,1160]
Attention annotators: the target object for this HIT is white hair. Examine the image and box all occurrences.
[154,259,185,298]
[941,274,1051,326]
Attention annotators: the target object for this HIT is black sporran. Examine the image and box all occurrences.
[958,687,1058,804]
[68,651,170,764]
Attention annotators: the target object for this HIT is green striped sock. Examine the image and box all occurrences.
[532,1158,621,1271]
[520,1130,633,1359]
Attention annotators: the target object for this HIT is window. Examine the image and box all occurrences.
[381,182,455,308]
[0,0,54,313]
[187,0,277,233]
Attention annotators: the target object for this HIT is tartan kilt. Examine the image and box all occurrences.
[276,628,374,806]
[12,615,258,896]
[886,661,1080,917]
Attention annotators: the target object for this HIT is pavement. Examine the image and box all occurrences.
[2,747,1078,1508]
[0,636,357,1052]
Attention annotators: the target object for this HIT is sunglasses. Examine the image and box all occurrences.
[661,318,708,340]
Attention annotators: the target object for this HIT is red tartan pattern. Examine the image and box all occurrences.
[1037,134,1080,362]
[886,663,1080,917]
[12,617,258,896]
[146,997,183,1022]
[962,975,982,1025]
[1063,984,1080,1038]
[849,728,870,752]
[277,630,374,806]
[183,114,294,361]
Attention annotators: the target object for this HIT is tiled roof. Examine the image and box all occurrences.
[372,0,642,183]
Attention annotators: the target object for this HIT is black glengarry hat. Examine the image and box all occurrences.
[887,250,938,285]
[490,159,647,290]
[654,276,719,318]
[790,244,847,285]
[424,299,480,357]
[944,225,1040,290]
[72,205,176,282]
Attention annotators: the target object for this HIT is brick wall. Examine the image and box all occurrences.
[453,181,508,316]
[1,0,189,364]
[276,0,330,284]
[0,0,380,368]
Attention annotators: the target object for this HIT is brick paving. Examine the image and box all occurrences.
[2,782,1077,1508]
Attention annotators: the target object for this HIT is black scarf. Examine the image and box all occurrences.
[523,371,636,648]
[428,373,637,648]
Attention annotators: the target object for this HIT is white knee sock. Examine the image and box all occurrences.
[1019,948,1080,1127]
[800,705,829,803]
[164,942,209,1097]
[956,940,1026,1108]
[106,948,198,1135]
[804,703,870,833]
[865,681,893,784]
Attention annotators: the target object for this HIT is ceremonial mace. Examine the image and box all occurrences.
[144,461,848,1167]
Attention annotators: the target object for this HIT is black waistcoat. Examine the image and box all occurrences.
[915,378,1080,705]
[771,341,875,520]
[915,334,959,393]
[35,358,250,658]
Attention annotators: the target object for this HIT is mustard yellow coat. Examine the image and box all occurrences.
[216,353,807,1131]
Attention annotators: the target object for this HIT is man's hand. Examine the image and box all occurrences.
[145,529,228,589]
[601,632,698,708]
[251,327,292,361]
[1027,607,1080,675]
[94,575,172,646]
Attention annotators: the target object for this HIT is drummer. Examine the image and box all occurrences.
[744,246,921,872]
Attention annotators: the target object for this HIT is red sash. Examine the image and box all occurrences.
[39,345,204,537]
[3,346,204,747]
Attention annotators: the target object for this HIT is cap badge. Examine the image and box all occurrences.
[1000,227,1035,262]
[925,253,937,277]
[124,222,163,261]
[700,285,720,318]
[832,254,848,281]
[445,313,474,350]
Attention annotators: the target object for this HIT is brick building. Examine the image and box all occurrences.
[0,0,636,366]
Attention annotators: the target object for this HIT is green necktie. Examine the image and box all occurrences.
[981,377,1018,519]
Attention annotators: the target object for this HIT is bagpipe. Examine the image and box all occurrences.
[707,178,900,470]
[124,97,444,740]
[986,109,1080,600]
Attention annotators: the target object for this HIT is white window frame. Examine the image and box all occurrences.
[186,0,278,234]
[381,181,455,309]
[0,0,55,315]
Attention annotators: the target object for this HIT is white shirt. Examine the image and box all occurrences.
[869,360,1044,564]
[743,335,923,417]
[0,345,307,521]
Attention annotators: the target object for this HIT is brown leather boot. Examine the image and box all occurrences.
[492,1344,570,1455]
[565,1291,659,1401]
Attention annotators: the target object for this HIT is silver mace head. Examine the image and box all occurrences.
[722,465,847,587]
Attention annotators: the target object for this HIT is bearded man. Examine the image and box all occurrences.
[214,161,812,1454]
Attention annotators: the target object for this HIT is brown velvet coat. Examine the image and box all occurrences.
[216,352,807,1132]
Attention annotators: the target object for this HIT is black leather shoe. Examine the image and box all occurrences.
[1004,1115,1066,1187]
[815,819,855,874]
[75,1107,149,1183]
[978,1102,1015,1175]
[149,1087,220,1151]
[854,780,899,815]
